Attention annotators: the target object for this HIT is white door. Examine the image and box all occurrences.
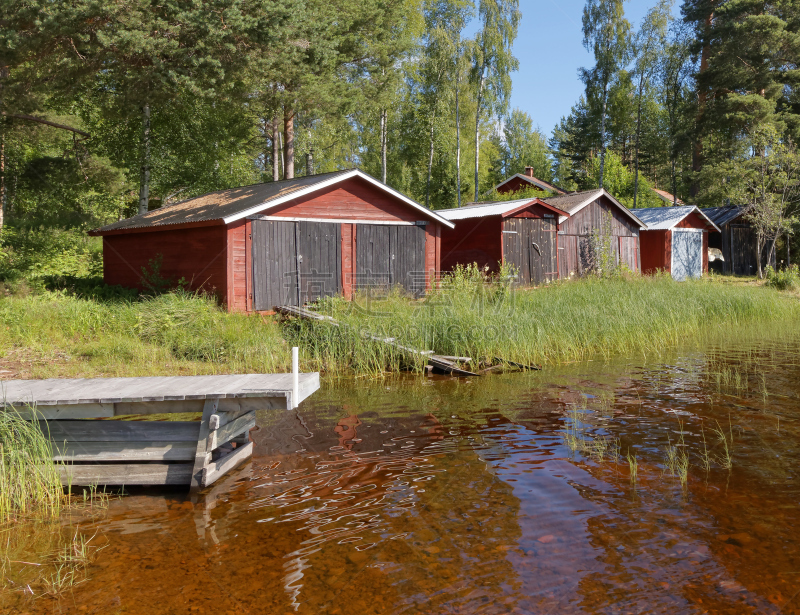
[671,229,703,281]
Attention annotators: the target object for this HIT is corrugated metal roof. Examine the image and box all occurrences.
[92,169,455,233]
[437,199,538,221]
[635,206,721,232]
[700,205,746,227]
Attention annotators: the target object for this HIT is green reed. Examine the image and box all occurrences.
[0,406,63,524]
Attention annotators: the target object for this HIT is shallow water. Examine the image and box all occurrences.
[4,331,800,614]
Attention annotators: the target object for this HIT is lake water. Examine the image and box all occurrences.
[3,329,800,614]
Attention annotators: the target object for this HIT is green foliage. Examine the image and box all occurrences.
[765,265,800,291]
[482,184,551,202]
[489,108,553,186]
[587,150,662,208]
[0,228,103,281]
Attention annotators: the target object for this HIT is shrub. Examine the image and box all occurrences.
[764,265,800,291]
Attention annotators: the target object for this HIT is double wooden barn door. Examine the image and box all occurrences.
[251,219,427,310]
[502,218,558,285]
[251,219,342,310]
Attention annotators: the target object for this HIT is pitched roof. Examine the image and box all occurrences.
[436,198,568,221]
[541,189,646,228]
[652,188,684,205]
[92,169,454,234]
[700,205,747,227]
[490,174,567,195]
[635,206,721,232]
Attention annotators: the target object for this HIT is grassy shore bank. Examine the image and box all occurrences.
[0,273,798,379]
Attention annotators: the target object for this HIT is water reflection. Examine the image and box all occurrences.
[3,330,800,614]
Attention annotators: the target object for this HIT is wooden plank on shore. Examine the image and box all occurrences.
[39,420,200,442]
[202,442,253,489]
[428,356,480,377]
[50,441,196,462]
[59,463,193,486]
[208,412,255,451]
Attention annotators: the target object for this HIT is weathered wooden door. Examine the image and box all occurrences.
[251,219,341,309]
[356,224,427,296]
[297,221,342,304]
[251,219,299,310]
[730,225,758,275]
[502,218,558,285]
[558,234,578,278]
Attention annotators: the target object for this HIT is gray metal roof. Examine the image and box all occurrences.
[634,206,720,232]
[92,169,455,234]
[700,205,747,227]
[437,198,568,221]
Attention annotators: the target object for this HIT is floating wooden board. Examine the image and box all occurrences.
[60,463,194,486]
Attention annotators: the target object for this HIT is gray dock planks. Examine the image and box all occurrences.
[4,370,320,488]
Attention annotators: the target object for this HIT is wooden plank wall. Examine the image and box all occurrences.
[559,197,641,276]
[267,177,423,222]
[298,221,342,303]
[103,225,227,298]
[640,230,671,274]
[502,218,557,285]
[342,223,355,299]
[440,217,503,274]
[227,220,247,312]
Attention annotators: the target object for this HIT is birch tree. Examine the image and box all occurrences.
[469,0,520,201]
[631,0,670,207]
[580,0,630,190]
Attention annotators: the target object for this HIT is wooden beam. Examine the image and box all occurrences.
[201,442,253,488]
[190,398,218,492]
[208,412,255,451]
[50,441,196,462]
[39,420,200,442]
[14,403,114,420]
[59,463,193,486]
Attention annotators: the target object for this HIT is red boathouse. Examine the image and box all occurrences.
[438,198,570,285]
[90,169,454,311]
[635,206,720,280]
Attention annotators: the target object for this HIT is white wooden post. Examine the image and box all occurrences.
[292,347,299,409]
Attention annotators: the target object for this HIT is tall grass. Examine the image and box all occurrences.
[296,268,800,374]
[0,407,63,523]
[0,291,290,378]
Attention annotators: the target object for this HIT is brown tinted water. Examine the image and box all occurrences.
[3,331,800,614]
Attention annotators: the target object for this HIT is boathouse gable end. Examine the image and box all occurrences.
[438,198,568,285]
[91,170,449,312]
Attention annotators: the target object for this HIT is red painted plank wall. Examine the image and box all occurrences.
[703,231,709,273]
[640,230,671,274]
[342,223,355,299]
[267,177,424,222]
[227,220,247,312]
[440,217,503,274]
[676,211,712,230]
[103,225,227,298]
[496,176,529,194]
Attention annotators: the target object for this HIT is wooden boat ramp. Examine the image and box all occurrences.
[2,370,320,491]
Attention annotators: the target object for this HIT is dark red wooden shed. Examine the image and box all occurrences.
[90,169,454,311]
[541,189,645,277]
[635,206,720,280]
[438,198,570,285]
[490,167,567,196]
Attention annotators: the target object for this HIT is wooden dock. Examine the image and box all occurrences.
[2,372,320,490]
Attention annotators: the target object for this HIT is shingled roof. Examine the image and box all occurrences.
[91,169,454,235]
[489,173,567,195]
[541,189,646,228]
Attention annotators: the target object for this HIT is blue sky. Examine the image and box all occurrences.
[486,0,667,139]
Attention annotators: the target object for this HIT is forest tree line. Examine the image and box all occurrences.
[0,0,798,261]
